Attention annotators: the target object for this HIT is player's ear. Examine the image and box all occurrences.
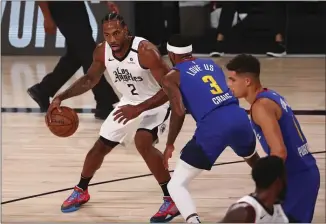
[244,77,251,87]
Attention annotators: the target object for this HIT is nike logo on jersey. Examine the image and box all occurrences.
[108,58,114,61]
[260,215,266,220]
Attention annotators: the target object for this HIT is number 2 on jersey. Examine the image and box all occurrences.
[202,75,223,94]
[127,84,139,95]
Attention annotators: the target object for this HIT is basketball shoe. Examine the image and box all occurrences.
[150,196,180,223]
[61,186,90,213]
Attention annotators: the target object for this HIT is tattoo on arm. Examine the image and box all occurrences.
[57,43,106,101]
[58,75,98,101]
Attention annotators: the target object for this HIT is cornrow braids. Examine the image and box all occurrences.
[101,12,126,27]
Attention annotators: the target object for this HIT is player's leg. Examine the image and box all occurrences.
[61,137,118,213]
[61,104,137,213]
[281,167,320,222]
[135,129,171,188]
[227,106,259,166]
[168,137,214,223]
[135,129,179,223]
[133,107,179,223]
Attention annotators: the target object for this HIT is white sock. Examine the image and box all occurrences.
[187,215,201,223]
[167,159,203,222]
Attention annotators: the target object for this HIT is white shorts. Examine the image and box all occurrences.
[99,100,170,144]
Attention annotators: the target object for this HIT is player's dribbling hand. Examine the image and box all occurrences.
[113,104,142,125]
[47,97,62,122]
[163,145,174,170]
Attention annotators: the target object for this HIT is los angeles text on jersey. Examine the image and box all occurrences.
[113,67,143,83]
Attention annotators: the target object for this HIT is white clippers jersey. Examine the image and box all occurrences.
[104,36,163,104]
[237,195,289,223]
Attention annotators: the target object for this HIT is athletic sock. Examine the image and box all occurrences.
[77,174,93,191]
[160,181,170,196]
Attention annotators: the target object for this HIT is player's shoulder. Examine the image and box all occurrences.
[96,41,106,50]
[93,41,106,62]
[161,69,180,86]
[252,90,281,113]
[137,39,160,57]
[222,202,256,222]
[136,37,166,68]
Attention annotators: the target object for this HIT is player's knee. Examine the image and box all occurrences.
[134,130,154,154]
[167,179,180,197]
[167,167,191,195]
[90,136,118,156]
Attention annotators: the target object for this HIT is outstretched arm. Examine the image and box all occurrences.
[135,41,170,112]
[56,42,106,101]
[251,98,287,160]
[161,70,185,145]
[219,203,256,223]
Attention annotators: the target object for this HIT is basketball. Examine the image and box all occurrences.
[45,106,79,137]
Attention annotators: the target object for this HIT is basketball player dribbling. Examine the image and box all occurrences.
[47,13,180,223]
[160,34,260,223]
[226,54,320,223]
[220,156,289,223]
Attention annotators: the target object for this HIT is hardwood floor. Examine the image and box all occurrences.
[1,56,325,222]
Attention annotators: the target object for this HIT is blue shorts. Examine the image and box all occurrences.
[180,104,256,170]
[282,166,320,223]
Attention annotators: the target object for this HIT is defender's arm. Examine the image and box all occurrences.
[219,203,256,223]
[135,41,170,113]
[251,98,287,160]
[161,70,185,145]
[56,42,106,101]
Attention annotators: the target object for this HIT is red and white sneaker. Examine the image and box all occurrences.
[61,186,90,213]
[150,196,180,223]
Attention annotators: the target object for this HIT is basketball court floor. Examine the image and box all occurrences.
[1,56,325,222]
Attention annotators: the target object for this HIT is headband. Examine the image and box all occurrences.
[167,43,192,54]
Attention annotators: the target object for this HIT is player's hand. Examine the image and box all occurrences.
[163,144,175,170]
[113,104,142,125]
[106,1,119,13]
[44,18,57,35]
[47,97,62,123]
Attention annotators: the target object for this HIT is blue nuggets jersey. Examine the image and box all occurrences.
[250,89,317,175]
[173,58,238,121]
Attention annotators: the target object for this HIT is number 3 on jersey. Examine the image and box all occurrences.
[202,75,223,94]
[127,84,139,95]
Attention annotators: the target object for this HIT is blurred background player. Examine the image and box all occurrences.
[226,54,320,223]
[161,34,260,223]
[47,13,180,223]
[220,156,289,223]
[27,1,119,120]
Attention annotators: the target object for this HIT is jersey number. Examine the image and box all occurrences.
[281,98,305,142]
[127,84,139,95]
[202,75,223,94]
[293,116,305,142]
